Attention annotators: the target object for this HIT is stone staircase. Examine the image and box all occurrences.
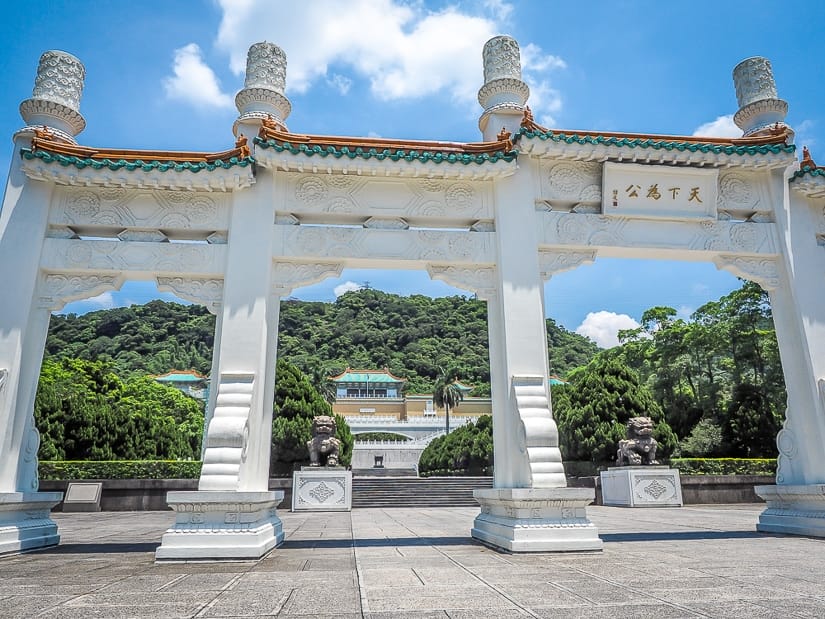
[351,476,493,508]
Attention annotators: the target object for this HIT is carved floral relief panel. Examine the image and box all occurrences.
[280,173,492,221]
[716,170,772,221]
[278,226,494,264]
[40,238,226,276]
[537,161,602,211]
[540,211,777,256]
[50,187,230,231]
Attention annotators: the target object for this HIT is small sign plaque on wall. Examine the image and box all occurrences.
[602,162,718,220]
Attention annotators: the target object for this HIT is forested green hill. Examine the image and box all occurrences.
[45,289,599,394]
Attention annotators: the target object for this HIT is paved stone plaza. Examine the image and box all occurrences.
[0,504,824,617]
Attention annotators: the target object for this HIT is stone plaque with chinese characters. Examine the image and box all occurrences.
[603,162,718,220]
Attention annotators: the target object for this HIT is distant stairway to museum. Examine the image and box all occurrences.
[352,477,493,508]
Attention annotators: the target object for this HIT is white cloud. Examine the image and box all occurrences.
[334,281,362,297]
[693,115,740,138]
[675,305,694,321]
[327,73,353,95]
[162,43,234,109]
[214,0,564,119]
[483,0,513,22]
[84,291,116,310]
[575,311,640,349]
[795,119,816,149]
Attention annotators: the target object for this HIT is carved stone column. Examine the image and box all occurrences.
[0,128,68,552]
[477,36,529,142]
[434,160,601,552]
[746,170,825,537]
[157,170,282,560]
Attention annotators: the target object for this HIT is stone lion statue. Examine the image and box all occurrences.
[616,416,659,466]
[307,415,341,467]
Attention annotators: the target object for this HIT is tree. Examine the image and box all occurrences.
[554,356,678,463]
[34,358,204,461]
[270,359,353,475]
[432,368,464,434]
[419,415,493,475]
[723,383,780,457]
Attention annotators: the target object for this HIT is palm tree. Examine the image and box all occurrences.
[307,362,336,405]
[433,368,464,435]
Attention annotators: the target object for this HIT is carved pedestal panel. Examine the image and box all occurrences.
[155,491,284,560]
[0,492,63,555]
[292,468,352,512]
[755,484,825,538]
[600,467,683,507]
[472,488,602,552]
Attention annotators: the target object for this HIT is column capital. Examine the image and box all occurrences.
[712,254,780,291]
[35,272,120,311]
[427,264,497,300]
[271,261,343,297]
[157,276,224,315]
[538,249,596,281]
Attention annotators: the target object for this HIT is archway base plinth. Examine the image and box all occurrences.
[0,492,63,555]
[756,484,825,538]
[471,488,603,552]
[155,491,284,561]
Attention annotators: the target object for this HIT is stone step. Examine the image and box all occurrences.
[351,476,492,508]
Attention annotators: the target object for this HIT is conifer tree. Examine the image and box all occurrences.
[555,357,678,463]
[270,359,353,474]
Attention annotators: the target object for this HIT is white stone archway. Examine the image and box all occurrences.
[1,39,823,558]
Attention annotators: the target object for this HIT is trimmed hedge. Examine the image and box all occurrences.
[39,460,202,480]
[669,458,776,476]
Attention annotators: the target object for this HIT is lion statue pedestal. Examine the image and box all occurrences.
[600,417,683,508]
[291,416,352,512]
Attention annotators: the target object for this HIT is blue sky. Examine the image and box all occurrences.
[3,1,823,347]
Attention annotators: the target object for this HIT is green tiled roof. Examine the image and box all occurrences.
[791,165,825,180]
[21,148,253,172]
[254,136,516,165]
[154,372,207,383]
[518,129,796,156]
[332,370,405,383]
[548,375,569,386]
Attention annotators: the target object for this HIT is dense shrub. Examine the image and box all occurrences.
[419,415,493,475]
[39,460,202,480]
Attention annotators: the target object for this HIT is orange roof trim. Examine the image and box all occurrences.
[29,127,251,163]
[519,106,790,148]
[257,116,514,156]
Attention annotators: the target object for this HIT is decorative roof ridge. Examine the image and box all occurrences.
[792,146,825,180]
[23,127,253,166]
[328,367,408,382]
[254,115,517,164]
[517,107,794,155]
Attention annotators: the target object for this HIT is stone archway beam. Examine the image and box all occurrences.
[276,226,495,266]
[539,212,779,259]
[39,239,227,278]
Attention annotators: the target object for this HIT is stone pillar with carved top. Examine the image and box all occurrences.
[748,169,825,537]
[234,41,292,140]
[156,170,284,560]
[732,56,791,141]
[0,63,90,551]
[448,159,600,552]
[478,35,529,142]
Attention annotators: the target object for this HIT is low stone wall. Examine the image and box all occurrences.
[39,474,775,511]
[572,474,775,505]
[40,478,293,512]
